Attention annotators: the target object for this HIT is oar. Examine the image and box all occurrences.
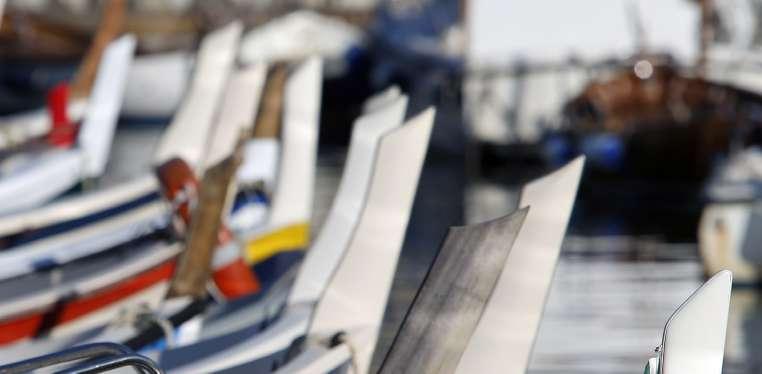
[378,208,528,374]
[69,0,127,99]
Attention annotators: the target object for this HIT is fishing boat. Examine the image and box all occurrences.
[0,21,254,346]
[0,34,134,215]
[644,270,732,374]
[0,0,126,150]
[240,56,322,291]
[0,53,330,356]
[378,208,529,373]
[153,107,435,373]
[0,22,246,283]
[243,154,581,374]
[0,88,411,364]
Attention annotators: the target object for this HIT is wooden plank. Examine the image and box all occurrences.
[455,156,584,374]
[252,64,289,139]
[262,57,322,229]
[167,145,243,298]
[69,0,126,98]
[379,208,528,374]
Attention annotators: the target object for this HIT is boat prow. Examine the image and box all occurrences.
[647,270,733,374]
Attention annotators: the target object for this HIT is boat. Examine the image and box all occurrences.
[0,34,134,215]
[240,57,323,291]
[134,87,407,350]
[699,146,762,284]
[153,107,435,373]
[378,208,529,373]
[0,22,245,283]
[455,156,583,373]
[0,88,411,364]
[252,152,581,374]
[0,22,253,346]
[0,53,329,355]
[0,0,126,150]
[644,270,732,374]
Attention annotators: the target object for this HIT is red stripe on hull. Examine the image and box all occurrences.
[0,260,176,345]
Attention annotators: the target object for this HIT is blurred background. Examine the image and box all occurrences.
[3,0,762,372]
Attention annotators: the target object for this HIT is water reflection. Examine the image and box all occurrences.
[726,288,762,373]
[524,242,762,374]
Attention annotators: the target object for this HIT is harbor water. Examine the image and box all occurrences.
[312,145,760,374]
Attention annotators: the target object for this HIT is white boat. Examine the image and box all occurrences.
[644,270,732,374]
[272,156,582,374]
[239,57,323,289]
[0,22,249,346]
[197,88,407,342]
[0,22,251,283]
[455,156,584,373]
[151,108,434,373]
[699,148,762,284]
[0,85,404,362]
[0,35,135,215]
[0,0,125,150]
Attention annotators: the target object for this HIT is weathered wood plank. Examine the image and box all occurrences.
[252,64,288,139]
[379,208,528,374]
[69,0,126,98]
[167,144,243,298]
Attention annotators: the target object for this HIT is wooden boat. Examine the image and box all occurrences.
[455,156,583,373]
[147,108,434,373]
[0,86,406,363]
[0,0,125,150]
[241,57,323,291]
[270,156,581,374]
[120,51,193,120]
[0,22,246,283]
[378,209,528,373]
[559,58,762,181]
[644,270,732,374]
[0,22,249,346]
[181,88,408,344]
[0,34,134,215]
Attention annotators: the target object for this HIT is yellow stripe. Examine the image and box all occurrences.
[244,223,310,264]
